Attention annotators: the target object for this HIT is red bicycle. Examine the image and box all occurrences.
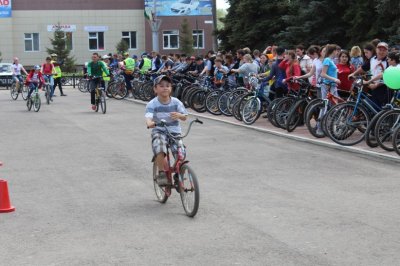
[150,118,203,217]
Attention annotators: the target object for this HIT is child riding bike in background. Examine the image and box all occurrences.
[145,75,188,186]
[25,65,45,99]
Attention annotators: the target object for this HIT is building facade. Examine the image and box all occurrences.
[0,0,215,66]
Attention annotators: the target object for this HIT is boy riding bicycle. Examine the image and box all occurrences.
[145,75,188,186]
[87,53,110,110]
[25,65,45,99]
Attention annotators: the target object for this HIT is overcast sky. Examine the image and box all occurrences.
[216,0,230,10]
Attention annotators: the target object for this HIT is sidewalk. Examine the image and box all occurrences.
[126,97,400,163]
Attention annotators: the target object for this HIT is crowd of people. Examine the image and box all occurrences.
[11,37,400,111]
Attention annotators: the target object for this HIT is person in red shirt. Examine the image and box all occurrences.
[336,50,355,93]
[279,50,301,91]
[25,65,45,99]
[41,57,56,100]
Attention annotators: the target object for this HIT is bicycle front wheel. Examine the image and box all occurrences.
[179,164,200,217]
[46,85,51,105]
[153,162,168,203]
[242,97,261,125]
[34,95,41,112]
[392,125,400,156]
[100,91,107,114]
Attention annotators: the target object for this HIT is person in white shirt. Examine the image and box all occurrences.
[11,57,28,90]
[296,45,313,75]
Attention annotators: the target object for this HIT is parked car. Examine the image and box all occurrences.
[0,63,13,87]
[171,0,199,15]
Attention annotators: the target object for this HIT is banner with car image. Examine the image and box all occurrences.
[0,0,12,18]
[144,0,212,16]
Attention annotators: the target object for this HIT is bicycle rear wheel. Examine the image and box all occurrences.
[179,164,200,217]
[153,162,168,203]
[27,98,32,111]
[21,84,29,100]
[10,83,19,100]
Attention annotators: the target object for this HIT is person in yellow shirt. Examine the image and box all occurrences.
[119,52,135,98]
[51,53,67,96]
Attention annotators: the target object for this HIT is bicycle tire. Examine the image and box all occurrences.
[326,102,370,146]
[10,83,18,100]
[217,91,233,116]
[365,110,386,148]
[267,97,283,128]
[374,109,400,151]
[305,100,325,138]
[392,125,400,156]
[190,90,207,113]
[106,82,114,98]
[179,164,200,217]
[100,91,107,114]
[46,85,51,105]
[21,84,29,100]
[274,97,296,129]
[153,162,168,203]
[112,82,128,100]
[286,99,307,132]
[33,95,41,112]
[242,96,262,125]
[27,98,32,111]
[205,90,222,115]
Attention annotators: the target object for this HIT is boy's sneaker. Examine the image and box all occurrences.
[156,171,168,186]
[91,105,96,110]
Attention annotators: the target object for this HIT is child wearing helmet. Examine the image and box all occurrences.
[25,65,45,99]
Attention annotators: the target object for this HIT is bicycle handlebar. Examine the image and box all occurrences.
[147,118,203,140]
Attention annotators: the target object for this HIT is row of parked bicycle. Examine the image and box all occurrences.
[75,69,400,157]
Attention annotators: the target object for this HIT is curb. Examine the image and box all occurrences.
[125,98,400,164]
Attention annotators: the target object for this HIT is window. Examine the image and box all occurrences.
[88,32,105,51]
[163,30,179,49]
[24,33,39,52]
[192,30,204,49]
[122,31,137,49]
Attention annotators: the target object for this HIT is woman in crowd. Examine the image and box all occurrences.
[336,50,355,93]
[350,46,364,70]
[279,50,301,92]
[294,45,325,98]
[320,44,340,99]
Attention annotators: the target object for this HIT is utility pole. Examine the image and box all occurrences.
[212,0,218,51]
[149,0,162,52]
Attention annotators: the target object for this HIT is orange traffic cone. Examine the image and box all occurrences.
[0,162,15,213]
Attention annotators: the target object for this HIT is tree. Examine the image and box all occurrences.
[216,0,290,51]
[46,23,76,73]
[216,8,227,30]
[179,18,194,55]
[116,39,129,54]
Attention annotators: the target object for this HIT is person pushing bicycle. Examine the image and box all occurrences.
[87,53,109,110]
[145,75,188,186]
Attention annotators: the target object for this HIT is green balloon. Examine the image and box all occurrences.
[383,66,400,90]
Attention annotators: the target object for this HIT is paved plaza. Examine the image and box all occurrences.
[0,88,399,265]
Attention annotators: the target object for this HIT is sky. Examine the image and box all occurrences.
[217,0,230,10]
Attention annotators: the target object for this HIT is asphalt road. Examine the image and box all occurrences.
[0,88,399,266]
